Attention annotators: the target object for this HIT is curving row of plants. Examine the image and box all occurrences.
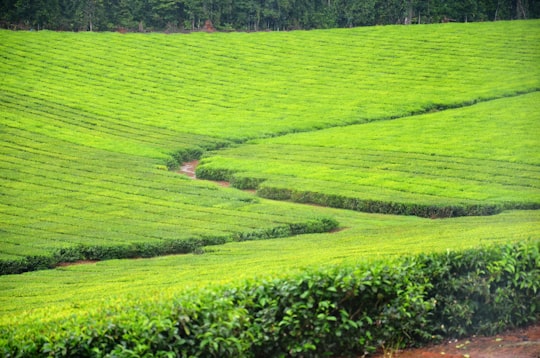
[1,241,537,357]
[1,21,539,354]
[258,186,509,218]
[0,116,344,273]
[0,217,337,275]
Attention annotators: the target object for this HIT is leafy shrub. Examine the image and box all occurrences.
[235,262,435,357]
[233,218,338,242]
[422,241,540,337]
[194,165,236,182]
[2,241,538,357]
[0,255,56,275]
[230,174,267,190]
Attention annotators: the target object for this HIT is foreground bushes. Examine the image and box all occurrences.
[1,241,538,357]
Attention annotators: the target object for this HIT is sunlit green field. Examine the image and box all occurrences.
[0,20,539,341]
[197,93,540,215]
[1,21,539,266]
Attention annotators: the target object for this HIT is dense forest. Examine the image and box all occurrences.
[1,0,538,32]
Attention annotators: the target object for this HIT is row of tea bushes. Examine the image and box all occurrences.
[0,217,338,275]
[2,240,537,356]
[257,185,510,218]
[1,117,348,275]
[194,166,523,218]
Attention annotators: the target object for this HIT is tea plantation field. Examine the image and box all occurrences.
[1,209,538,328]
[0,20,539,356]
[197,93,540,217]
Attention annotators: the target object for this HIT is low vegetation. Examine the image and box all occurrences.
[0,120,340,275]
[0,20,539,356]
[1,241,537,356]
[1,209,537,329]
[1,21,539,270]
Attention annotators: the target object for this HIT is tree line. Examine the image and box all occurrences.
[1,0,537,32]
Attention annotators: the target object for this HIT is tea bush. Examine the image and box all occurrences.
[2,21,539,271]
[2,241,537,357]
[1,20,539,356]
[423,241,540,336]
[257,186,508,218]
[2,210,536,330]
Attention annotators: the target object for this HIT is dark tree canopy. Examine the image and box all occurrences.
[1,0,538,32]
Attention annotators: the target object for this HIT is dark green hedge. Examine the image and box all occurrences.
[0,217,338,276]
[257,186,510,218]
[193,165,235,182]
[2,241,538,357]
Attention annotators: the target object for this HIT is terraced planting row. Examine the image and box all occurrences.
[197,93,540,217]
[1,20,540,355]
[1,20,537,272]
[1,238,538,356]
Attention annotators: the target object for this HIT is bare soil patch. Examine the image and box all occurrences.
[372,324,540,358]
[178,160,199,178]
[56,260,99,267]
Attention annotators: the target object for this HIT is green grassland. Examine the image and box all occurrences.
[1,21,539,267]
[2,20,539,146]
[0,20,539,349]
[197,93,540,216]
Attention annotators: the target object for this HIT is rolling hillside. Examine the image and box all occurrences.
[1,21,539,270]
[0,20,539,356]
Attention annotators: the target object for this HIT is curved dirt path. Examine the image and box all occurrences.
[179,160,199,179]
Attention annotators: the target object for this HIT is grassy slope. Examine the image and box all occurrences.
[0,127,337,263]
[197,93,540,214]
[1,21,539,146]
